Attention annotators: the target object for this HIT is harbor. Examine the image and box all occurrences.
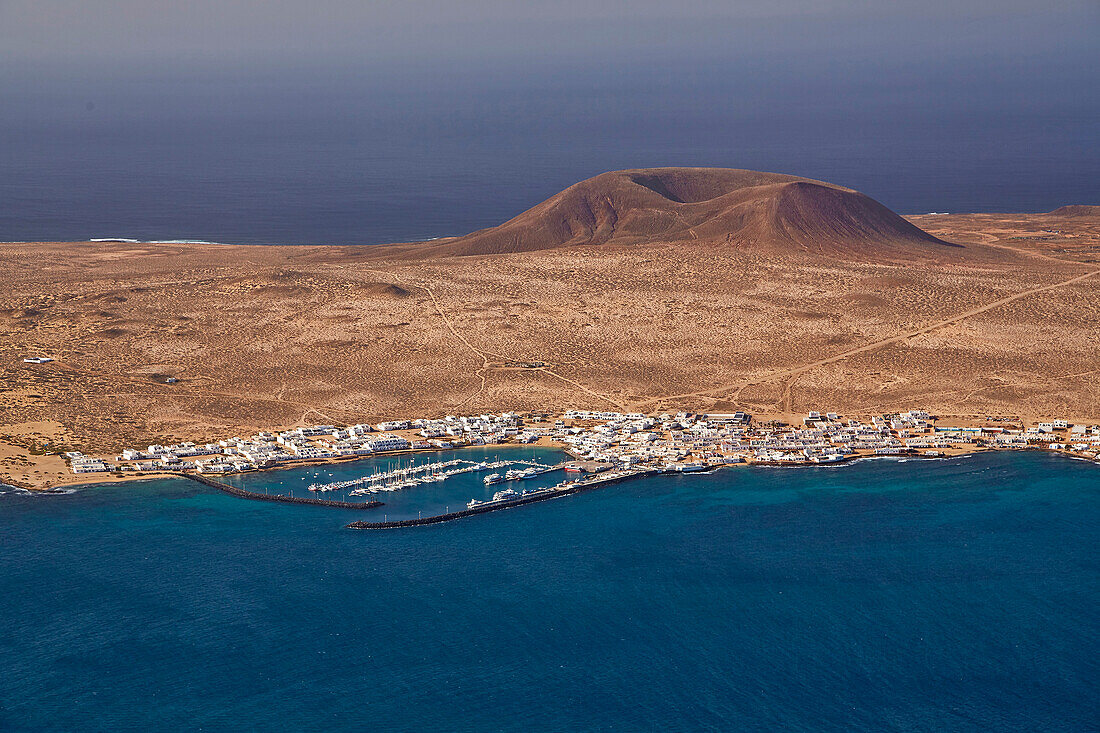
[214,446,573,520]
[52,408,1100,529]
[60,408,1100,494]
[347,467,657,529]
[183,472,384,510]
[161,432,1100,529]
[306,458,561,495]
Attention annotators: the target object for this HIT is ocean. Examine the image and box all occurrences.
[1,55,1098,246]
[1,450,1096,731]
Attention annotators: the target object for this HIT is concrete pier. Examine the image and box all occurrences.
[178,472,384,510]
[346,468,655,529]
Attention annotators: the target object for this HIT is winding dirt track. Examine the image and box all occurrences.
[631,266,1100,413]
[414,280,627,410]
[398,257,1097,417]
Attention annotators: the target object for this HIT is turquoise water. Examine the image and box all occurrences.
[1,450,1097,731]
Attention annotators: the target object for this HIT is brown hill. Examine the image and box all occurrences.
[425,168,957,259]
[1047,205,1100,217]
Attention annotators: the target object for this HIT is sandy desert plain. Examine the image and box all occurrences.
[1,169,1098,489]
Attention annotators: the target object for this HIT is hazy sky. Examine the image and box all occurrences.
[3,0,1098,68]
[1,0,1096,239]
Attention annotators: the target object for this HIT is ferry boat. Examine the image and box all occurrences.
[491,488,519,502]
[466,498,484,508]
[484,473,502,485]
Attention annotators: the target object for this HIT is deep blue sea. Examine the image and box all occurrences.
[2,48,1098,245]
[2,450,1096,731]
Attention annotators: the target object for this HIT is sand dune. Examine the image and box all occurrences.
[423,168,957,260]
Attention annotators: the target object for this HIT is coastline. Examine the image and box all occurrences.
[3,227,1098,495]
[11,441,1095,531]
[32,440,559,492]
[7,408,1099,495]
[353,448,1086,529]
[41,441,1087,495]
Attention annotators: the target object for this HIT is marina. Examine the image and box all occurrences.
[43,406,1100,532]
[349,467,657,529]
[184,472,384,510]
[48,407,1100,529]
[216,446,574,520]
[306,458,561,494]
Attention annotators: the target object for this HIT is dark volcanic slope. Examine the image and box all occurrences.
[427,168,957,259]
[1048,205,1100,217]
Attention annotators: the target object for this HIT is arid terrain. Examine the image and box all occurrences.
[1,169,1097,488]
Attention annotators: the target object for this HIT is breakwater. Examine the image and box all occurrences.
[347,468,655,529]
[179,472,383,510]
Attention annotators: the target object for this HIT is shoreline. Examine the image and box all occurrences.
[47,441,561,492]
[8,408,1099,494]
[44,442,1089,495]
[346,447,1095,530]
[11,444,1095,530]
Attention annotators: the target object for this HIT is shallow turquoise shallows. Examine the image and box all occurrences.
[1,450,1097,732]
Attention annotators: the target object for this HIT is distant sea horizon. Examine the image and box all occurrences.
[2,58,1097,247]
